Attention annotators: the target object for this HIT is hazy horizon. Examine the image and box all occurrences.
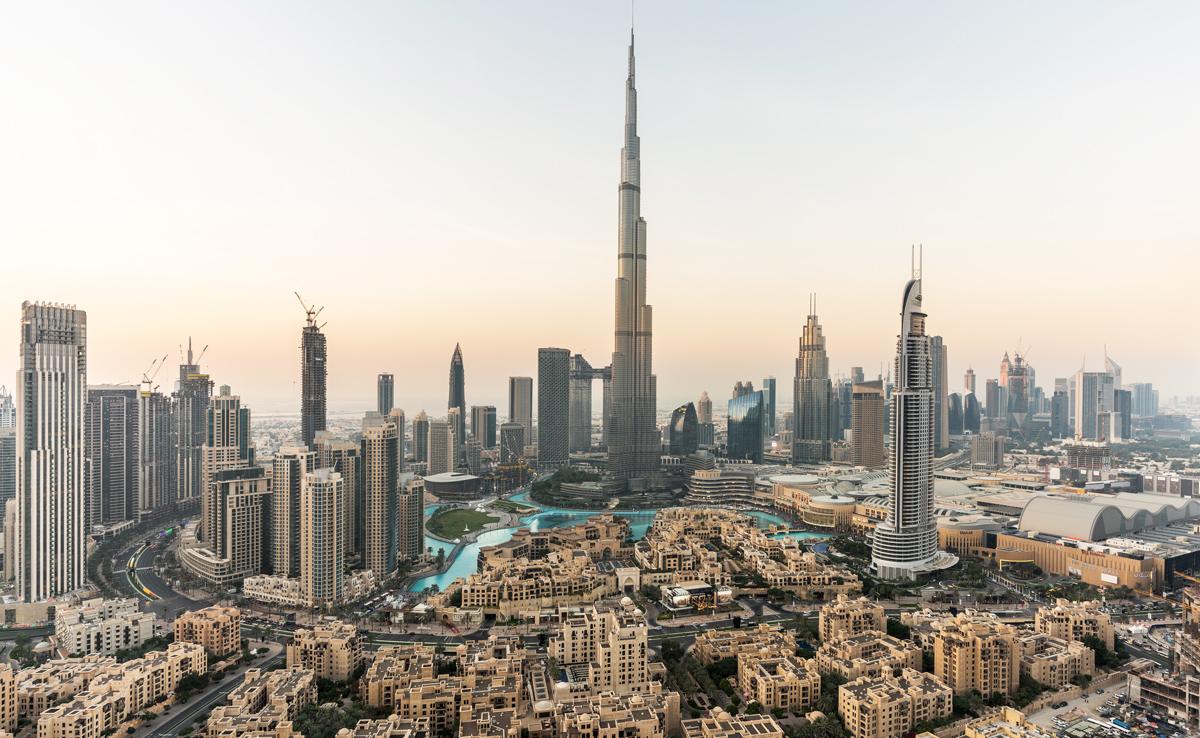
[3,2,1197,414]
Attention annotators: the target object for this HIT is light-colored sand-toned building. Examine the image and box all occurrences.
[815,630,922,681]
[1016,631,1095,690]
[286,621,364,683]
[360,645,436,712]
[838,668,953,738]
[819,595,887,643]
[964,706,1057,738]
[207,667,315,738]
[335,716,428,738]
[457,549,612,616]
[932,612,1020,696]
[554,690,681,738]
[681,707,784,738]
[737,653,821,713]
[691,624,797,665]
[53,598,159,658]
[482,515,630,568]
[173,605,242,658]
[456,635,531,717]
[1034,599,1114,650]
[16,655,115,721]
[0,663,17,734]
[550,599,650,698]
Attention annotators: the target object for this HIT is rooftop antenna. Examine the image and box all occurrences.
[911,243,923,279]
[294,292,324,328]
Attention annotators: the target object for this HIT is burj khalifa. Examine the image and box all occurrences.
[607,31,659,486]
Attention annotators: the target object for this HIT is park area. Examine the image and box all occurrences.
[425,507,498,539]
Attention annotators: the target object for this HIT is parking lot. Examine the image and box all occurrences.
[1025,688,1121,730]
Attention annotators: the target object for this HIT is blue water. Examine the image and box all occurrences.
[409,494,795,592]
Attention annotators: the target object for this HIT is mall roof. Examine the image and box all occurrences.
[1018,493,1200,542]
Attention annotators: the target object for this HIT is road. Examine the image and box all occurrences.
[139,651,283,738]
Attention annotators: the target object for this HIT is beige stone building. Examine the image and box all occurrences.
[681,708,784,738]
[1016,631,1095,690]
[300,468,346,607]
[335,716,428,738]
[691,624,796,665]
[964,706,1057,738]
[0,664,16,734]
[16,655,115,721]
[815,630,922,680]
[932,612,1020,696]
[174,605,242,658]
[286,621,365,683]
[554,691,680,738]
[737,653,820,713]
[457,549,612,616]
[206,667,315,738]
[550,600,650,697]
[53,598,159,658]
[819,595,887,642]
[360,645,436,712]
[1034,599,1114,650]
[838,668,953,738]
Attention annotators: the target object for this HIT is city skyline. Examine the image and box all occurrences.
[3,3,1198,414]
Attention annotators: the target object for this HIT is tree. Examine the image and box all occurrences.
[660,639,684,664]
[886,619,911,640]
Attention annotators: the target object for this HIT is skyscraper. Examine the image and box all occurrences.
[470,405,497,450]
[963,393,982,434]
[0,386,14,428]
[412,411,429,465]
[1104,351,1122,393]
[137,387,174,517]
[182,465,269,586]
[16,302,88,602]
[427,419,456,476]
[448,344,466,462]
[1005,352,1032,442]
[569,354,594,453]
[727,390,765,463]
[1050,389,1069,439]
[1130,383,1158,418]
[762,377,777,437]
[964,367,976,395]
[793,296,833,464]
[984,379,1000,419]
[314,434,363,559]
[85,385,139,527]
[362,420,399,577]
[173,338,212,503]
[398,474,424,563]
[948,392,964,436]
[930,336,949,451]
[668,403,698,456]
[1073,371,1114,440]
[851,380,886,469]
[388,408,406,471]
[271,447,313,577]
[201,385,253,543]
[499,422,526,465]
[0,429,15,510]
[300,468,344,607]
[507,377,533,439]
[870,259,957,581]
[538,347,570,470]
[606,32,659,486]
[696,391,714,447]
[377,373,394,417]
[299,303,327,449]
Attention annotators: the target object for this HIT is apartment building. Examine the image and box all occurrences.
[736,654,821,713]
[692,625,796,665]
[1033,599,1114,650]
[286,621,365,683]
[1016,631,1095,690]
[554,691,680,738]
[16,656,115,721]
[815,630,922,681]
[680,707,784,738]
[550,600,649,697]
[206,667,315,738]
[964,706,1057,738]
[818,595,887,643]
[932,612,1020,696]
[53,598,159,658]
[173,605,242,658]
[838,668,953,738]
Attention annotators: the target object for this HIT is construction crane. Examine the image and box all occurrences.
[139,354,169,394]
[294,292,326,329]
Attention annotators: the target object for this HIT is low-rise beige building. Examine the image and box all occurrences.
[550,599,650,698]
[174,605,242,658]
[286,621,365,683]
[819,595,887,642]
[16,655,115,722]
[1034,599,1114,650]
[737,653,820,713]
[53,598,159,658]
[206,667,315,738]
[554,690,680,738]
[0,663,16,734]
[681,708,784,738]
[964,706,1057,738]
[815,630,922,680]
[335,716,428,738]
[838,669,953,738]
[1016,631,1095,690]
[932,611,1019,696]
[691,624,796,665]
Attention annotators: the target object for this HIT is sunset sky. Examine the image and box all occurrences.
[2,2,1197,414]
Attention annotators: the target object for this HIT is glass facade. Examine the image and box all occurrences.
[726,391,764,463]
[668,402,698,456]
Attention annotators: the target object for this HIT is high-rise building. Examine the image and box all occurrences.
[299,306,327,450]
[137,387,174,517]
[314,434,363,559]
[300,469,344,607]
[1005,352,1032,441]
[1112,389,1132,441]
[963,393,981,434]
[697,391,715,447]
[984,379,1000,419]
[412,411,429,464]
[184,465,270,586]
[201,386,253,544]
[964,368,976,396]
[85,385,139,527]
[851,381,885,469]
[837,378,853,441]
[948,393,964,436]
[362,421,399,578]
[727,390,765,463]
[762,377,777,437]
[499,422,526,464]
[376,374,394,417]
[15,302,88,602]
[426,419,456,476]
[0,428,15,509]
[470,405,497,450]
[388,408,406,471]
[1129,383,1158,418]
[870,260,957,581]
[272,447,313,577]
[793,296,833,464]
[1104,351,1122,394]
[447,345,467,464]
[0,386,14,428]
[172,338,212,503]
[507,377,533,438]
[538,347,570,470]
[930,336,949,451]
[668,403,698,456]
[1050,390,1070,439]
[568,354,597,453]
[464,438,482,474]
[606,33,659,486]
[970,432,1005,469]
[1073,371,1114,440]
[398,473,424,562]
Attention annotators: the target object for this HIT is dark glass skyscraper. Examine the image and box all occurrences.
[761,377,777,437]
[377,373,394,417]
[948,392,964,435]
[727,391,764,463]
[448,344,466,461]
[85,385,139,527]
[538,347,570,469]
[173,338,212,504]
[963,393,982,434]
[668,403,698,456]
[300,311,327,449]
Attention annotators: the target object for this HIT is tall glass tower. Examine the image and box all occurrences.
[300,308,327,450]
[792,295,833,464]
[448,344,466,462]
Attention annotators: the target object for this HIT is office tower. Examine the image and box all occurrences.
[793,296,833,464]
[499,422,526,464]
[398,474,424,562]
[201,385,252,543]
[314,433,363,558]
[1112,389,1132,441]
[850,367,865,385]
[85,385,139,527]
[930,336,949,451]
[362,421,399,577]
[376,374,394,417]
[470,405,497,450]
[426,419,456,476]
[538,347,571,470]
[762,376,777,437]
[964,368,976,396]
[388,408,406,471]
[299,304,327,450]
[190,465,270,585]
[1050,390,1070,438]
[137,387,174,516]
[727,390,765,463]
[999,353,1011,388]
[1005,352,1031,441]
[569,354,594,453]
[465,439,482,474]
[507,377,533,437]
[1129,383,1158,418]
[271,447,313,577]
[871,260,957,580]
[851,380,886,469]
[696,391,715,447]
[963,393,982,434]
[0,386,13,428]
[446,408,462,466]
[837,379,853,441]
[300,469,344,607]
[1104,351,1122,394]
[172,338,212,503]
[971,432,1005,468]
[984,379,1000,419]
[948,393,964,436]
[782,410,794,433]
[15,303,87,602]
[732,380,755,398]
[447,343,466,463]
[606,32,658,486]
[0,429,14,508]
[1073,371,1113,440]
[411,411,429,464]
[668,403,698,456]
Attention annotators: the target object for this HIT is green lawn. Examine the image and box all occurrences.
[426,508,498,539]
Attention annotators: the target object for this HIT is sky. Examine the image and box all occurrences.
[1,2,1197,415]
